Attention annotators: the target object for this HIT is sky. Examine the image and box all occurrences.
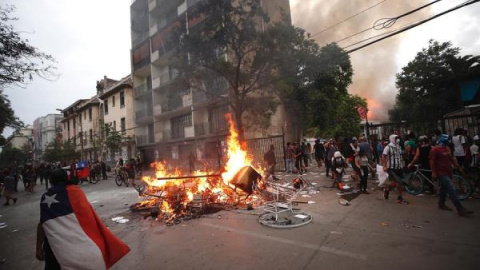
[2,0,480,137]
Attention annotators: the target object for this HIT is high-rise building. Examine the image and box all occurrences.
[33,114,63,160]
[130,0,290,167]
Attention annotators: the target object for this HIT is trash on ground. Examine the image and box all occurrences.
[416,194,424,197]
[115,219,129,224]
[330,231,343,234]
[307,201,315,204]
[339,198,350,206]
[11,229,19,232]
[0,224,7,229]
[404,224,422,229]
[381,222,389,227]
[112,216,124,221]
[294,214,309,219]
[302,195,311,198]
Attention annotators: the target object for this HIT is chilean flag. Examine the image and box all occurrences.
[40,184,130,269]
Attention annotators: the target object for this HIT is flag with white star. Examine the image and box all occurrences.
[40,185,130,269]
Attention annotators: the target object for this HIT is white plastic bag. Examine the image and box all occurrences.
[376,164,389,187]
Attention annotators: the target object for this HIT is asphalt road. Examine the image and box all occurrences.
[1,167,480,270]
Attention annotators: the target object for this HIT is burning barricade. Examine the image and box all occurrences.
[130,114,312,228]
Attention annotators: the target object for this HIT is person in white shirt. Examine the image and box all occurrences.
[451,128,466,168]
[470,135,479,167]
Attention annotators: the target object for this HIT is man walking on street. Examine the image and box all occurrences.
[3,169,18,206]
[430,134,474,216]
[382,134,409,205]
[264,145,280,180]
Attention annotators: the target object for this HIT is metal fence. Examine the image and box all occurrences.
[367,112,480,139]
[246,134,286,172]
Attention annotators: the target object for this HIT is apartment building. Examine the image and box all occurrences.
[130,0,291,167]
[60,98,101,161]
[98,75,136,162]
[32,114,63,160]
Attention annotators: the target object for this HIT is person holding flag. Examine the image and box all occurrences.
[36,169,130,269]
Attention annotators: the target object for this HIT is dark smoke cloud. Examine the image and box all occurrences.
[290,0,431,121]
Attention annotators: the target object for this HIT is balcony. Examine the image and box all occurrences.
[132,30,150,48]
[134,82,152,98]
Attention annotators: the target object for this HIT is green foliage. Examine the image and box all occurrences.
[61,140,79,163]
[174,0,285,139]
[103,124,124,159]
[43,140,62,163]
[0,91,23,143]
[0,4,56,87]
[390,40,480,123]
[0,144,28,167]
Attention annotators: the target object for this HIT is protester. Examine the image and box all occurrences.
[408,136,435,194]
[264,145,280,180]
[3,169,18,206]
[314,139,325,168]
[188,152,196,174]
[294,143,305,174]
[285,142,295,174]
[452,128,467,168]
[36,169,130,269]
[356,149,371,194]
[101,159,107,180]
[125,159,136,187]
[326,139,338,179]
[331,151,347,190]
[430,134,474,216]
[382,134,409,205]
[470,135,479,167]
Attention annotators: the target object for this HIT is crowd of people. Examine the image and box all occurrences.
[280,127,477,216]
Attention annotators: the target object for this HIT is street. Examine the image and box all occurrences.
[1,167,480,270]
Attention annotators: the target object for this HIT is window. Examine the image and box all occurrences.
[113,121,116,131]
[78,115,82,124]
[88,108,92,121]
[121,118,126,132]
[112,95,115,107]
[120,91,125,107]
[67,122,70,131]
[89,129,93,141]
[84,111,86,120]
[105,99,109,115]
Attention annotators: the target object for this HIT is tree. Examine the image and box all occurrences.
[389,40,480,124]
[0,5,55,87]
[43,140,62,163]
[0,90,22,144]
[174,0,286,140]
[103,124,124,161]
[0,144,28,167]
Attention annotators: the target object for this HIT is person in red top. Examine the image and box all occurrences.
[430,134,473,216]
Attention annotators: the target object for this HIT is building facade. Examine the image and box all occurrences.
[98,75,136,163]
[130,0,291,168]
[32,114,63,160]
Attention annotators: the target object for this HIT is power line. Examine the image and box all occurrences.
[334,0,444,44]
[343,0,480,54]
[310,0,391,38]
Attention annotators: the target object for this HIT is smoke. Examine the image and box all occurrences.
[290,0,432,122]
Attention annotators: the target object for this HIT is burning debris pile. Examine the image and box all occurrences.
[131,115,267,225]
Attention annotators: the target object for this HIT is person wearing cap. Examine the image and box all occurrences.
[382,134,409,205]
[470,135,479,167]
[430,134,473,216]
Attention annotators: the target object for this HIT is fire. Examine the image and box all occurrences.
[137,113,264,221]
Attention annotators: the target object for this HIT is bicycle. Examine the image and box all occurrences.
[404,165,472,200]
[115,168,129,187]
[464,166,480,199]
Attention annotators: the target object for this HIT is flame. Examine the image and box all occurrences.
[138,113,263,217]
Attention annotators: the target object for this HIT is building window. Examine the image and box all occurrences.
[112,95,115,107]
[105,100,109,115]
[84,111,86,120]
[120,91,125,108]
[89,129,93,141]
[88,108,92,121]
[171,113,192,139]
[78,115,82,124]
[121,117,126,132]
[113,121,116,131]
